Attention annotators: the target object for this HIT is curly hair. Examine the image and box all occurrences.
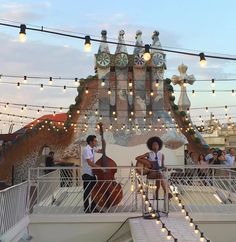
[146,136,163,151]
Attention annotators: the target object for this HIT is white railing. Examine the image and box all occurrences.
[28,166,141,214]
[0,181,29,236]
[28,165,236,215]
[167,165,236,213]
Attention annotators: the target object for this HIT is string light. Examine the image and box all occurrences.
[143,44,151,61]
[225,105,228,112]
[17,82,20,89]
[23,76,27,83]
[150,89,154,96]
[167,231,172,240]
[232,89,235,96]
[75,77,80,86]
[63,85,67,92]
[183,79,187,87]
[199,52,207,67]
[211,79,215,87]
[49,77,53,85]
[19,24,26,42]
[205,107,208,112]
[101,78,105,87]
[128,80,133,87]
[107,88,111,95]
[40,84,44,91]
[85,87,89,94]
[155,79,159,87]
[84,35,91,52]
[200,232,205,241]
[161,223,166,232]
[192,90,195,96]
[129,88,133,95]
[212,90,215,96]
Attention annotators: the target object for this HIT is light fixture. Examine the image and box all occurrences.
[23,76,27,83]
[84,35,91,52]
[17,82,20,89]
[224,105,228,112]
[200,232,205,241]
[199,52,207,67]
[161,223,166,232]
[101,78,105,87]
[192,90,195,96]
[40,84,44,90]
[129,80,133,87]
[205,107,208,112]
[143,44,151,61]
[129,88,133,95]
[150,89,154,96]
[185,212,189,220]
[156,217,160,224]
[183,79,187,87]
[232,89,235,96]
[108,88,111,95]
[59,107,62,112]
[63,85,66,92]
[49,77,53,85]
[19,24,26,42]
[155,79,159,87]
[85,87,89,94]
[75,77,80,86]
[167,230,172,240]
[194,225,199,234]
[189,218,194,227]
[212,90,215,96]
[181,205,185,213]
[211,79,215,87]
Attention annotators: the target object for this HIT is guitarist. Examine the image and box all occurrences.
[82,135,103,213]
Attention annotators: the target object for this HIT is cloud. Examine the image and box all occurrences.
[0,1,50,22]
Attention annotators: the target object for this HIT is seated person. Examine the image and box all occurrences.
[135,136,172,199]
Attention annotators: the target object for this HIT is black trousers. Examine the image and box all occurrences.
[82,174,97,212]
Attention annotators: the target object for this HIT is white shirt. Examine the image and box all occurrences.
[205,153,213,161]
[82,145,95,176]
[225,154,235,167]
[148,151,163,168]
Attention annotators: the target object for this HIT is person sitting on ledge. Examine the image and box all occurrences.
[135,136,173,200]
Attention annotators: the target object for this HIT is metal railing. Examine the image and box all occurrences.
[0,181,29,236]
[28,166,142,214]
[167,165,236,213]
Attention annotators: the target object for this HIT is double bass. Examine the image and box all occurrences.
[91,123,123,208]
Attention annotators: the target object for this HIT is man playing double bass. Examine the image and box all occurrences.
[82,135,104,213]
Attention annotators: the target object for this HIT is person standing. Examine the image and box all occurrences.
[225,148,235,167]
[82,135,103,213]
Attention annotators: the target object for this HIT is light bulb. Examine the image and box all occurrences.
[143,44,151,61]
[84,35,91,52]
[199,52,207,67]
[19,24,26,42]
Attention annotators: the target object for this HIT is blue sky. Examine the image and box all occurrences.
[0,0,236,132]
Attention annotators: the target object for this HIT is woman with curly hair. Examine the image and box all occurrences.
[135,136,172,199]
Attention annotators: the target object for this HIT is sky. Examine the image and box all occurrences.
[0,0,236,133]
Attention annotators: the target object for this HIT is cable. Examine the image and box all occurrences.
[1,22,236,61]
[2,73,236,82]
